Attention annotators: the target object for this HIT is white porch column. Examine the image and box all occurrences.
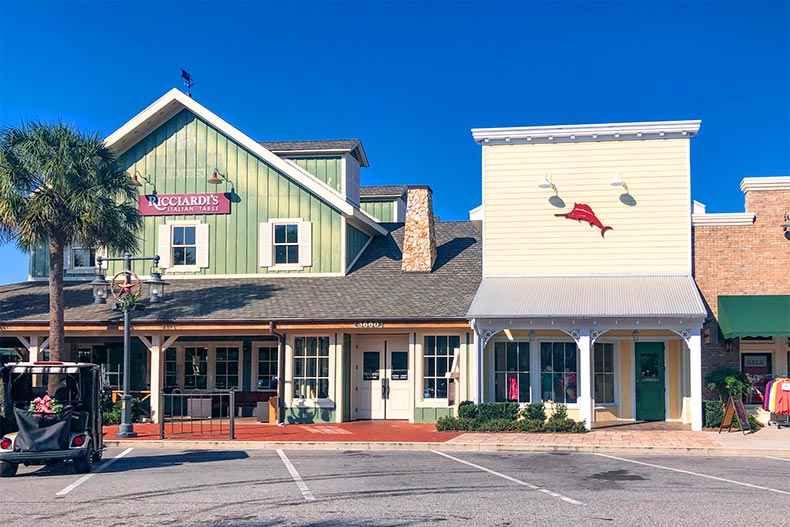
[688,329,703,431]
[139,335,178,424]
[476,331,485,404]
[577,333,593,430]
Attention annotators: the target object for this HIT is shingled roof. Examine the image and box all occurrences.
[360,186,408,199]
[258,139,369,167]
[0,222,481,324]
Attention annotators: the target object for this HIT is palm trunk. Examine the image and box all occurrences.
[48,237,66,363]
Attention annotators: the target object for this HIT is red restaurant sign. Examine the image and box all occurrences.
[138,193,231,216]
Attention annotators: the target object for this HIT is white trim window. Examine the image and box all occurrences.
[164,348,178,388]
[63,243,107,273]
[494,341,530,403]
[158,221,209,270]
[260,219,312,270]
[184,347,208,390]
[594,342,616,405]
[539,341,578,404]
[214,346,241,390]
[255,346,278,390]
[423,335,460,399]
[293,336,329,399]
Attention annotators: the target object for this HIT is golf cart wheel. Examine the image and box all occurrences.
[73,444,93,474]
[0,460,18,478]
[91,449,103,463]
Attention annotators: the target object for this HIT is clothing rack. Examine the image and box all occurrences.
[763,377,790,429]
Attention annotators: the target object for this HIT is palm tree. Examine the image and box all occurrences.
[0,122,141,362]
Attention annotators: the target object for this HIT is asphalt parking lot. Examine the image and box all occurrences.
[2,448,789,527]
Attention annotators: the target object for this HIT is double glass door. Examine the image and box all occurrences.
[356,337,409,419]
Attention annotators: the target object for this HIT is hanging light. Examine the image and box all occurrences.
[208,169,224,185]
[145,269,166,304]
[528,330,536,343]
[610,173,629,193]
[90,269,109,304]
[131,171,143,187]
[632,330,640,342]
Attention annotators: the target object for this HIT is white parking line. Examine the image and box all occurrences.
[432,450,582,505]
[765,456,790,462]
[596,454,790,496]
[277,449,315,501]
[55,448,134,498]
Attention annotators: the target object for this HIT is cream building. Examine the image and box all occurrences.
[467,121,707,430]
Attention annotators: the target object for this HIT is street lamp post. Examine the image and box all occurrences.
[92,252,165,438]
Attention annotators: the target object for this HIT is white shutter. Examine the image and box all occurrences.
[195,223,209,269]
[96,246,108,270]
[298,221,312,267]
[259,222,273,268]
[157,224,171,269]
[62,246,72,271]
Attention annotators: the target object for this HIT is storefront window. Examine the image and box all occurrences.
[164,348,177,388]
[494,341,530,403]
[594,343,615,405]
[214,347,240,390]
[257,347,278,390]
[540,342,578,404]
[423,335,460,399]
[184,347,207,389]
[742,353,772,405]
[293,337,329,399]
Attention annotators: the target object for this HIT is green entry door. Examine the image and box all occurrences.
[635,342,665,421]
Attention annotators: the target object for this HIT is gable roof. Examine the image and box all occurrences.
[258,139,369,167]
[360,185,408,200]
[104,89,384,236]
[0,222,481,324]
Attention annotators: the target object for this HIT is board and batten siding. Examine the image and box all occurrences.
[108,108,343,277]
[361,200,396,222]
[290,157,343,193]
[482,139,692,275]
[345,223,370,271]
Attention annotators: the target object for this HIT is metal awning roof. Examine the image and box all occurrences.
[718,295,790,339]
[467,275,707,319]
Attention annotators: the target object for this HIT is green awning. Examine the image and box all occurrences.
[718,295,790,339]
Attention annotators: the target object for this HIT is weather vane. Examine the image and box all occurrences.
[181,69,194,98]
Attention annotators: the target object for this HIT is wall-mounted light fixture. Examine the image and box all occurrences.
[538,175,558,195]
[724,339,733,353]
[703,327,711,344]
[208,168,235,193]
[610,173,629,193]
[131,171,157,195]
[632,330,640,342]
[528,330,536,343]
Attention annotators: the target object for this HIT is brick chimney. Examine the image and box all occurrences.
[401,185,437,272]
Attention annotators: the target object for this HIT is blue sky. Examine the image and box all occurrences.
[1,1,788,285]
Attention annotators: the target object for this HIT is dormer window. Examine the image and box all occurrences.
[63,243,105,273]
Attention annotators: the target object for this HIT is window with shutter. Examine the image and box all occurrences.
[161,221,207,271]
[264,219,311,270]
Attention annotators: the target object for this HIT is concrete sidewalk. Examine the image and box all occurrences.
[102,420,790,457]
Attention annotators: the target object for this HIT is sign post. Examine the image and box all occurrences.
[719,396,752,435]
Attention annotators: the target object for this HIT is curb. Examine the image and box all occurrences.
[103,440,790,458]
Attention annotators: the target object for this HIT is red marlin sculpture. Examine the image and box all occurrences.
[555,203,613,238]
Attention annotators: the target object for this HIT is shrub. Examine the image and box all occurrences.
[543,417,579,433]
[550,403,568,420]
[457,400,477,420]
[475,402,519,423]
[524,402,546,422]
[516,418,544,433]
[571,421,589,433]
[706,368,753,401]
[436,416,475,432]
[703,400,724,428]
[101,396,144,426]
[476,418,517,432]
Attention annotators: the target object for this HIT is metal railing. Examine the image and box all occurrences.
[159,391,235,440]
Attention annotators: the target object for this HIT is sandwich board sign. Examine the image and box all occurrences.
[719,396,752,435]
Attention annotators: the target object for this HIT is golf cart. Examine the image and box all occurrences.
[0,362,103,477]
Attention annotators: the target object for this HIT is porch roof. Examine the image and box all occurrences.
[0,221,481,325]
[467,275,707,320]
